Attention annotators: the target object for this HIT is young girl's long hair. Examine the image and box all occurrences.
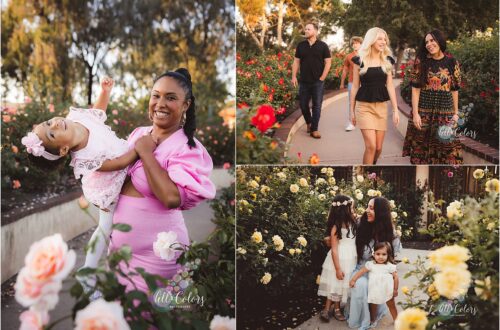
[326,194,357,240]
[372,241,394,264]
[356,197,395,262]
[358,27,394,75]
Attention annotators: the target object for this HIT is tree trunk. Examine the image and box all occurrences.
[395,43,406,77]
[259,12,267,50]
[244,20,264,52]
[277,0,285,48]
[87,65,93,106]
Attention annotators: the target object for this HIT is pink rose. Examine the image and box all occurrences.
[15,268,62,310]
[210,315,236,330]
[19,307,49,330]
[23,234,76,283]
[75,299,130,330]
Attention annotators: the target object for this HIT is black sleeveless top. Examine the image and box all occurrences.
[353,56,395,102]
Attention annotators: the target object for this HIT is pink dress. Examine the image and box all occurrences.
[109,127,216,293]
[68,107,129,209]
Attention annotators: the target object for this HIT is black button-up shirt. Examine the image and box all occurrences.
[295,39,331,83]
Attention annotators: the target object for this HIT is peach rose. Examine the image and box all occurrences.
[24,234,76,283]
[75,299,130,330]
[15,267,62,310]
[19,307,49,330]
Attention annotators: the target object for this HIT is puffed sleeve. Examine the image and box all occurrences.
[352,56,361,66]
[387,56,396,65]
[364,261,373,271]
[409,58,422,88]
[450,57,461,91]
[67,107,107,123]
[164,142,216,210]
[388,263,397,273]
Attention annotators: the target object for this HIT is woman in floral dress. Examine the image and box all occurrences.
[403,29,463,164]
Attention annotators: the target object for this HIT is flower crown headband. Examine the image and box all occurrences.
[21,132,63,161]
[331,198,354,207]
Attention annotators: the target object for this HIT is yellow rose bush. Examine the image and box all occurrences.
[401,187,498,329]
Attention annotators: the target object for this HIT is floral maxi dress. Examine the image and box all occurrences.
[402,55,463,164]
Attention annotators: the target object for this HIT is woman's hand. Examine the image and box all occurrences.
[335,269,345,281]
[100,76,114,92]
[349,279,356,288]
[350,111,356,126]
[412,112,422,130]
[393,288,399,298]
[134,134,157,156]
[393,112,400,126]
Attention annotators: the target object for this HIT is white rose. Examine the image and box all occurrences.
[299,178,308,187]
[290,184,299,193]
[210,315,236,330]
[153,231,180,261]
[75,299,130,330]
[355,192,363,200]
[390,200,396,209]
[356,175,364,183]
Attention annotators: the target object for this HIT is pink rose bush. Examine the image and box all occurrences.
[75,299,130,330]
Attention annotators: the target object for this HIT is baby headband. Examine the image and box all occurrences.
[332,199,353,207]
[21,132,62,161]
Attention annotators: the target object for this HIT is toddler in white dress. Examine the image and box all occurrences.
[21,78,138,288]
[350,241,399,326]
[317,195,358,322]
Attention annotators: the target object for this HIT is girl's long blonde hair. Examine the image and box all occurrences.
[358,27,394,75]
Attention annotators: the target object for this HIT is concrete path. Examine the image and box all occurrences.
[288,91,411,165]
[294,248,429,330]
[1,198,217,329]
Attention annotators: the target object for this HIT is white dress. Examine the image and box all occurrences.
[68,107,129,209]
[317,227,357,303]
[366,261,397,304]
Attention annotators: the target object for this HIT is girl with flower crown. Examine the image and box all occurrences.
[317,194,358,322]
[21,77,138,291]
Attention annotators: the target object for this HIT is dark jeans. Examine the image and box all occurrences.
[299,80,324,131]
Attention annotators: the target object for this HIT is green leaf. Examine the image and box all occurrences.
[112,223,132,232]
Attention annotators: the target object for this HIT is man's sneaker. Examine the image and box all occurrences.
[345,123,355,131]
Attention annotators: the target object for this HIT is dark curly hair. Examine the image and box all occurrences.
[356,197,395,263]
[153,68,196,148]
[26,145,68,172]
[325,194,357,240]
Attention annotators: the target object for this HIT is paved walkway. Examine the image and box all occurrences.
[1,199,217,329]
[288,88,411,165]
[294,248,429,330]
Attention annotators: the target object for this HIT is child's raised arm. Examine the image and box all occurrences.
[93,77,114,111]
[330,226,344,280]
[349,266,369,288]
[99,149,138,172]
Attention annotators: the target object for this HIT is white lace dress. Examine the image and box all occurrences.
[68,107,129,209]
[366,261,397,304]
[317,227,357,303]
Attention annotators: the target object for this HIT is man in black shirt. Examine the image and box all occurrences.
[292,22,331,139]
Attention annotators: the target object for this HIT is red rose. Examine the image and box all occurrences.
[268,94,274,102]
[262,84,269,93]
[251,105,276,133]
[256,71,263,79]
[265,66,272,71]
[279,78,284,85]
[277,107,286,115]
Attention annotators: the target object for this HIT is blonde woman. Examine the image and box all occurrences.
[350,27,400,165]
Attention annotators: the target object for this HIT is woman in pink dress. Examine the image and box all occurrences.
[109,68,216,293]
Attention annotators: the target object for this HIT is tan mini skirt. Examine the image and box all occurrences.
[355,101,388,131]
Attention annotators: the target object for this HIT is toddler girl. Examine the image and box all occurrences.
[350,241,399,326]
[21,77,138,283]
[317,195,358,322]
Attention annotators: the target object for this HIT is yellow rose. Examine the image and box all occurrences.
[402,286,410,295]
[299,178,308,187]
[295,248,302,254]
[394,308,428,330]
[297,236,307,247]
[485,179,499,193]
[254,176,261,182]
[316,178,326,185]
[329,190,336,196]
[355,192,363,200]
[428,245,470,270]
[356,175,364,183]
[328,177,336,185]
[318,194,326,201]
[434,267,471,299]
[236,247,247,254]
[290,184,299,193]
[321,168,327,174]
[277,172,287,180]
[446,200,463,219]
[289,248,295,255]
[250,193,257,201]
[391,211,398,219]
[260,272,272,285]
[474,276,492,300]
[402,211,408,217]
[260,185,270,195]
[249,180,259,189]
[487,222,496,231]
[251,231,263,243]
[473,169,485,179]
[367,189,376,197]
[389,200,396,209]
[272,235,284,251]
[402,257,409,264]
